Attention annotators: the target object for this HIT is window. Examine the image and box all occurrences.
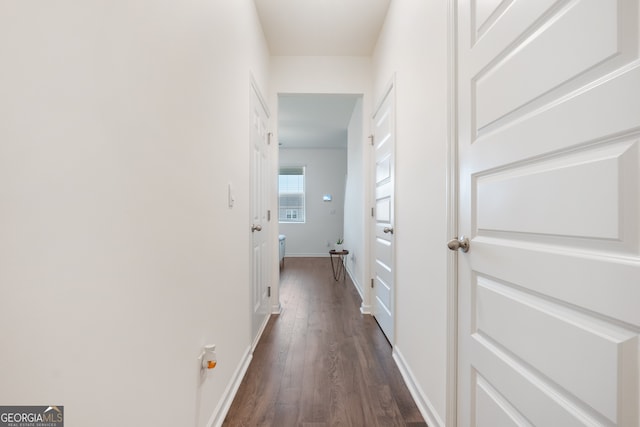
[279,166,305,223]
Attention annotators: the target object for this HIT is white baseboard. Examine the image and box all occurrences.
[251,314,271,353]
[345,266,372,314]
[271,302,282,314]
[392,346,445,427]
[207,346,253,427]
[345,265,362,297]
[346,266,372,314]
[359,304,373,314]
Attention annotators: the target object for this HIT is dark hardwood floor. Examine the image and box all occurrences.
[223,257,427,427]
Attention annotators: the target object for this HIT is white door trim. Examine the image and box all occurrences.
[250,76,270,120]
[373,76,395,118]
[445,1,458,426]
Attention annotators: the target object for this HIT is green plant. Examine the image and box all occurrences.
[336,238,344,245]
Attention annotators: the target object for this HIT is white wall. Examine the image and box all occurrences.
[269,56,372,310]
[344,97,366,294]
[0,2,269,426]
[279,148,347,256]
[372,1,451,426]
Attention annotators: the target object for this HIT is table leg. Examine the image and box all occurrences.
[329,253,347,282]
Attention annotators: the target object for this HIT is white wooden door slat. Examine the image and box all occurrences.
[475,140,637,240]
[476,276,635,423]
[472,335,608,427]
[471,239,640,327]
[475,373,533,427]
[475,0,618,131]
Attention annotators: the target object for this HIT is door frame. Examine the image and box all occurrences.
[445,0,458,426]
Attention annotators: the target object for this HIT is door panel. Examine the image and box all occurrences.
[457,0,640,426]
[373,83,395,343]
[475,374,531,427]
[472,338,594,427]
[475,275,636,422]
[475,141,634,240]
[475,0,618,129]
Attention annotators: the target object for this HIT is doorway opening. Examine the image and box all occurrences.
[276,93,367,306]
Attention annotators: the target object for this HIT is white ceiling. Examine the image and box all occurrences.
[254,0,391,56]
[254,0,390,149]
[278,94,361,149]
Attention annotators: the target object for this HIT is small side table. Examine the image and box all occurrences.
[329,249,349,282]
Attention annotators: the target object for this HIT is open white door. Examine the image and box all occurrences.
[372,82,395,344]
[250,80,270,346]
[455,1,640,425]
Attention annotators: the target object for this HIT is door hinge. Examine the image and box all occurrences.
[268,286,271,297]
[368,134,374,146]
[371,278,374,288]
[267,132,273,145]
[267,210,271,221]
[371,207,375,217]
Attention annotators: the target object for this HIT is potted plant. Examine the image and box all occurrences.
[335,238,344,252]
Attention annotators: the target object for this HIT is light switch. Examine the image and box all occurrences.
[228,183,235,208]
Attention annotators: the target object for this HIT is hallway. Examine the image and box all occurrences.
[223,258,427,426]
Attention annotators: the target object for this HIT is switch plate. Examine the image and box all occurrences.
[228,183,235,208]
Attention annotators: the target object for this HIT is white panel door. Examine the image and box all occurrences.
[456,1,640,426]
[373,83,395,344]
[250,81,270,345]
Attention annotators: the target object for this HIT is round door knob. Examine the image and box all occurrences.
[447,236,470,253]
[383,227,394,234]
[251,224,262,232]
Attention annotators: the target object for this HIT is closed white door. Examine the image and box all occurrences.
[373,83,395,344]
[456,1,640,426]
[250,81,270,345]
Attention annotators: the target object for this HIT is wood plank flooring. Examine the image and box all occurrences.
[223,257,427,427]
